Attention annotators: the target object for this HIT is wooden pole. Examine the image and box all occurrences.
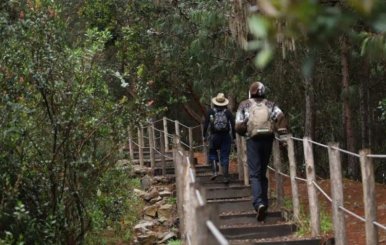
[175,120,180,138]
[188,127,194,166]
[128,127,134,160]
[236,134,244,181]
[201,124,208,165]
[287,135,300,221]
[163,117,169,152]
[273,139,284,207]
[173,136,185,237]
[182,153,190,241]
[138,126,144,167]
[159,130,166,175]
[241,137,249,186]
[328,142,347,245]
[148,124,155,171]
[152,123,157,150]
[303,137,320,236]
[360,149,378,245]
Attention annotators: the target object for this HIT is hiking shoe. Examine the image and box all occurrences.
[210,173,217,180]
[256,204,267,222]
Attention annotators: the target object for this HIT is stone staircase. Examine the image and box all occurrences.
[195,169,332,245]
[129,150,333,245]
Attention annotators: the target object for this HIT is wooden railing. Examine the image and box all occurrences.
[270,135,386,245]
[128,117,386,245]
[173,137,228,245]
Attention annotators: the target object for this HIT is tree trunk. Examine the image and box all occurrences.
[303,75,315,139]
[183,103,202,123]
[359,59,370,149]
[340,36,358,179]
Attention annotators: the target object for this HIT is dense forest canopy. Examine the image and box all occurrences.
[0,0,385,244]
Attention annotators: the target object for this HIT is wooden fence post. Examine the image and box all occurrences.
[360,149,378,245]
[173,136,185,237]
[152,123,157,150]
[303,137,320,236]
[148,124,155,171]
[236,134,244,181]
[273,139,284,207]
[163,117,169,152]
[175,120,180,138]
[128,127,134,160]
[328,142,347,245]
[286,135,300,221]
[201,124,208,165]
[138,126,144,167]
[188,127,194,165]
[159,130,166,175]
[182,154,190,242]
[241,137,249,186]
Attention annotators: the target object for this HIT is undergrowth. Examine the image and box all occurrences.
[282,197,333,237]
[85,167,143,244]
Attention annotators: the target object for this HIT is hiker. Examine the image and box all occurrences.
[203,93,236,184]
[235,81,288,221]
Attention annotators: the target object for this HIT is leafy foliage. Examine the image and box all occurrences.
[0,0,142,243]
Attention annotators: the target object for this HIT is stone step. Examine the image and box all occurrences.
[199,180,244,188]
[219,211,283,226]
[221,223,297,240]
[153,165,212,176]
[208,198,254,213]
[206,186,251,200]
[196,173,239,182]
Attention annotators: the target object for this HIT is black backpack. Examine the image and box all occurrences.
[211,108,229,132]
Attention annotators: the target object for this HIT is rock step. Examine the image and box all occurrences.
[221,223,297,240]
[199,180,245,188]
[207,198,254,213]
[219,211,283,226]
[206,186,251,199]
[153,165,211,176]
[196,173,239,182]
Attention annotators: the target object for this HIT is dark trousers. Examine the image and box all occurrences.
[208,132,232,168]
[246,134,274,209]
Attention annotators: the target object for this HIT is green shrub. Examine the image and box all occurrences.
[85,168,143,244]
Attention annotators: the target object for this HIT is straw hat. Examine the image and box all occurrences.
[212,93,229,106]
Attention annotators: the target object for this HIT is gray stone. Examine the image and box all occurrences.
[143,189,159,202]
[158,204,174,222]
[159,190,173,197]
[143,204,158,218]
[157,231,177,244]
[134,220,157,233]
[141,175,152,191]
[149,195,163,204]
[137,231,158,245]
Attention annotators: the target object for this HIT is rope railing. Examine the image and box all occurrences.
[129,116,386,245]
[175,148,228,245]
[206,221,229,245]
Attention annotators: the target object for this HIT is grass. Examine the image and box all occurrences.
[280,197,332,237]
[167,240,181,245]
[166,196,177,205]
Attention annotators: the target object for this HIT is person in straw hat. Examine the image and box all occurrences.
[203,93,235,184]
